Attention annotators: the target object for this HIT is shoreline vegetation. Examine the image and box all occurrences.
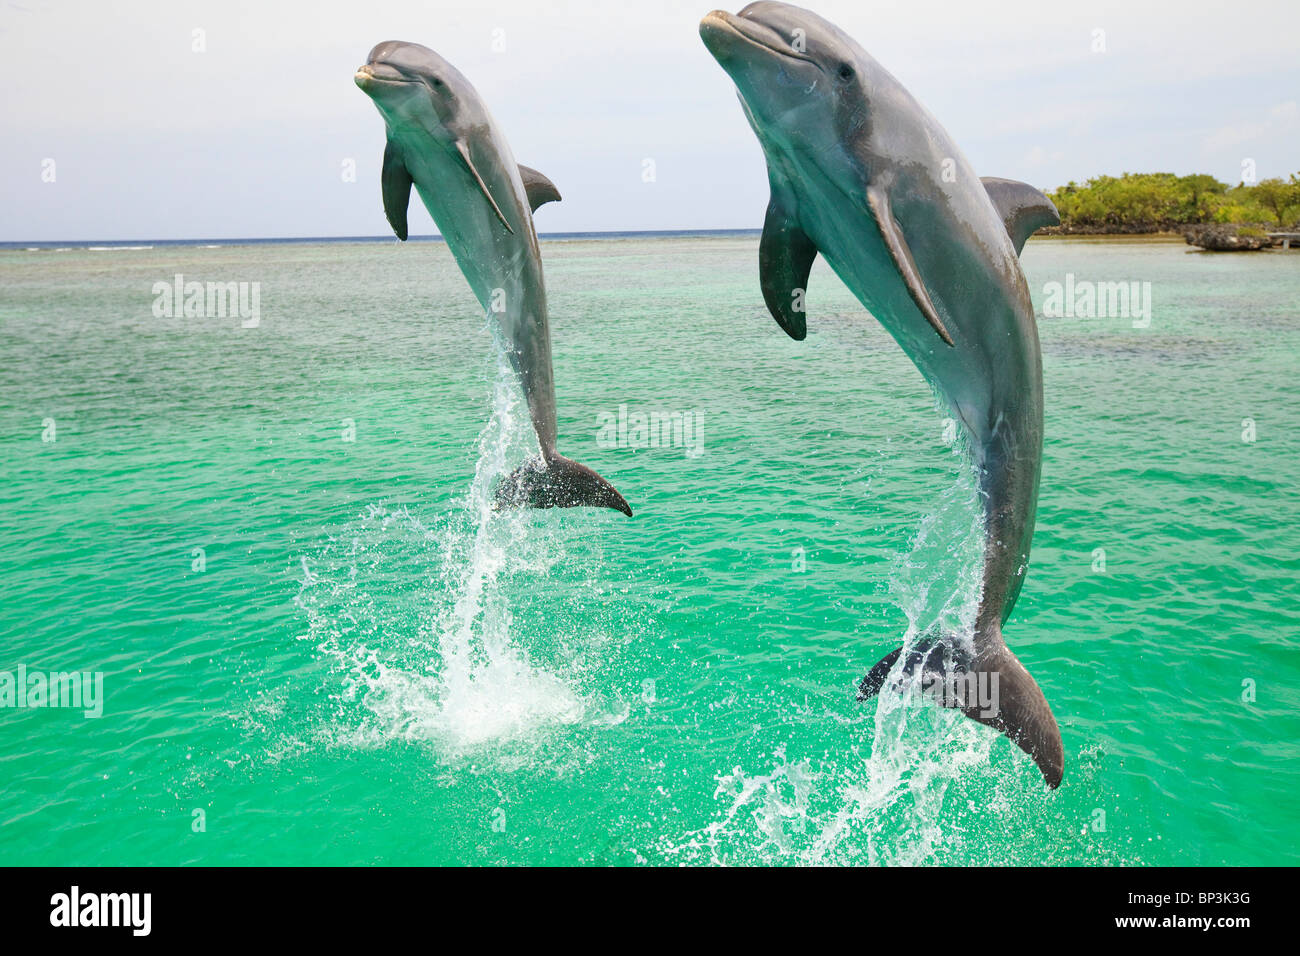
[1040,171,1300,250]
[4,173,1299,249]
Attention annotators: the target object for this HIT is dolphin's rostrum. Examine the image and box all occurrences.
[701,3,1065,786]
[356,41,631,517]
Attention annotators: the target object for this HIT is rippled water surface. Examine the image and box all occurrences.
[1,236,1297,864]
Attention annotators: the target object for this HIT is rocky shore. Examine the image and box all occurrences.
[1038,223,1172,236]
[1037,222,1295,251]
[1182,224,1282,251]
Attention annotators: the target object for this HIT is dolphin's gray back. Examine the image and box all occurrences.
[814,30,1044,631]
[389,84,559,452]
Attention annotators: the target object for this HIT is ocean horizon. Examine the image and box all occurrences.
[0,228,764,251]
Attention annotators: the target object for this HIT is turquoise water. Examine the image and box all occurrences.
[1,236,1297,865]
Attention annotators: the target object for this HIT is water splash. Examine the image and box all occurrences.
[296,352,617,761]
[662,746,820,866]
[809,453,994,864]
[414,353,588,750]
[662,441,1041,865]
[654,453,1013,866]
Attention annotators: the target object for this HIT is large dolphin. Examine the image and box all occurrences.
[355,41,632,516]
[700,3,1065,786]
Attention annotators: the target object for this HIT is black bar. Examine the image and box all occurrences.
[0,866,1282,941]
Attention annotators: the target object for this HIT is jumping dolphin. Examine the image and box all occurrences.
[355,41,632,516]
[700,3,1065,786]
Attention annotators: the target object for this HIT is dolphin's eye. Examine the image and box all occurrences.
[838,64,855,81]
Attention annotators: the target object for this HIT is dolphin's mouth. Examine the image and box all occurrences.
[700,10,817,67]
[354,62,418,89]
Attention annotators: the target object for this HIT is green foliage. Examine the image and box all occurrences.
[1046,171,1300,230]
[1212,203,1255,224]
[1250,176,1300,226]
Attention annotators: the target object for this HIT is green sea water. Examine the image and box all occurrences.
[1,235,1297,866]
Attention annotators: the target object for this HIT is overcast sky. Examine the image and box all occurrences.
[3,0,1297,240]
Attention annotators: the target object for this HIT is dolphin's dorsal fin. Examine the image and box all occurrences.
[518,165,562,212]
[381,139,413,241]
[759,189,818,340]
[981,177,1060,255]
[865,186,955,347]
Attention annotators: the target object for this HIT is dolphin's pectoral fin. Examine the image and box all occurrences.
[381,139,413,241]
[454,141,514,235]
[494,453,632,517]
[759,192,818,340]
[858,632,1064,789]
[865,186,955,347]
[981,177,1061,256]
[518,165,562,212]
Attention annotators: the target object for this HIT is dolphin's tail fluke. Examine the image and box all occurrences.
[858,628,1063,788]
[494,452,632,517]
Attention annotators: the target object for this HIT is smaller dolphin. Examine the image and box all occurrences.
[355,41,631,516]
